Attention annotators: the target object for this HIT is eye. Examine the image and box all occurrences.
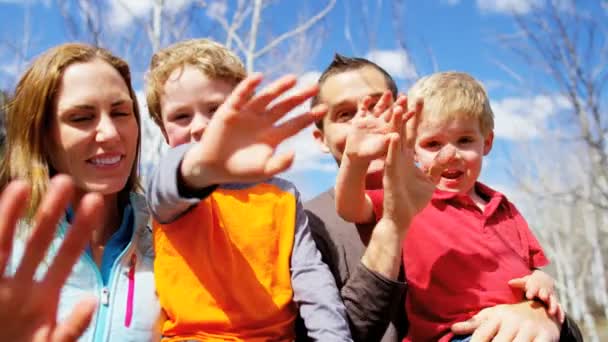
[336,110,355,123]
[172,113,192,122]
[69,113,93,123]
[208,105,220,115]
[458,136,474,144]
[423,140,441,149]
[112,111,131,117]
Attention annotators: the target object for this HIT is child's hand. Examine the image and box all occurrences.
[382,99,436,227]
[508,270,565,323]
[344,92,407,164]
[181,73,326,188]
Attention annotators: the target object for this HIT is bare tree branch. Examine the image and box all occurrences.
[253,0,336,60]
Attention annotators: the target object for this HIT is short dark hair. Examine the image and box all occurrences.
[312,53,398,130]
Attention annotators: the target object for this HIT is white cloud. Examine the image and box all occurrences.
[107,0,195,31]
[476,0,542,15]
[365,49,417,80]
[492,94,570,140]
[442,0,461,5]
[206,1,227,19]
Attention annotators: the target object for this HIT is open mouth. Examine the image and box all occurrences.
[88,155,123,166]
[441,169,463,180]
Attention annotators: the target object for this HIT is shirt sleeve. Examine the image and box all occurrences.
[366,189,384,223]
[291,190,353,341]
[560,315,583,342]
[341,262,407,341]
[145,143,216,224]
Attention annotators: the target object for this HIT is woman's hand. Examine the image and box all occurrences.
[0,175,103,342]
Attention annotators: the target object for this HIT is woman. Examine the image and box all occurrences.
[0,43,160,341]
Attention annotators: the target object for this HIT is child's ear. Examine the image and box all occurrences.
[312,128,331,153]
[483,131,494,155]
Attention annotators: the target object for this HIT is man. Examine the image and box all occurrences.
[304,54,583,342]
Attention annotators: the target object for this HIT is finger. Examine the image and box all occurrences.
[245,74,298,112]
[394,94,408,108]
[451,315,483,336]
[15,175,74,282]
[265,84,319,124]
[532,331,553,342]
[384,133,401,169]
[42,192,103,291]
[389,106,405,134]
[526,283,540,300]
[0,180,30,275]
[547,294,557,315]
[470,319,500,342]
[508,277,528,289]
[357,96,373,118]
[557,304,565,324]
[224,73,264,112]
[52,297,97,342]
[264,152,295,177]
[267,104,327,146]
[404,99,423,147]
[512,324,535,342]
[373,91,393,118]
[538,288,550,302]
[491,321,518,342]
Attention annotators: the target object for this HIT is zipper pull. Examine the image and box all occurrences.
[101,287,110,306]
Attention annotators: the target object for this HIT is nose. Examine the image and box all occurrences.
[96,113,120,143]
[190,113,209,143]
[435,144,462,165]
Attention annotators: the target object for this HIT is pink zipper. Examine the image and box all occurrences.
[124,253,136,327]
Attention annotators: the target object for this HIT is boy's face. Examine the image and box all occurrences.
[414,114,493,196]
[160,65,235,147]
[313,66,390,176]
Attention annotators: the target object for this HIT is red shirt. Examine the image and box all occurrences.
[367,182,549,342]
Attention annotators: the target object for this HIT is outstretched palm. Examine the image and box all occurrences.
[344,92,405,162]
[382,99,436,226]
[183,73,326,186]
[0,176,101,342]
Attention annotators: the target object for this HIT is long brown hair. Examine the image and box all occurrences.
[0,43,141,218]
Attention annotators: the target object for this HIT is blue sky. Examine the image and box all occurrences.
[0,0,602,202]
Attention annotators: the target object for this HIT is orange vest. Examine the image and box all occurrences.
[153,183,298,341]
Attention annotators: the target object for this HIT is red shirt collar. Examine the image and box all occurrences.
[432,182,506,215]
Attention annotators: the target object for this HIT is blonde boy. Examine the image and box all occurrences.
[145,39,352,341]
[335,72,562,342]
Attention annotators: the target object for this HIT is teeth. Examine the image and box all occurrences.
[90,156,121,165]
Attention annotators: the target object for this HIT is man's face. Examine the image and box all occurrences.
[313,66,391,175]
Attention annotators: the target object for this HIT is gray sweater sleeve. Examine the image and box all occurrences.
[341,262,407,341]
[290,188,353,341]
[146,143,207,223]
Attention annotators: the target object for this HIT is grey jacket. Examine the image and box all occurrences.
[305,189,407,342]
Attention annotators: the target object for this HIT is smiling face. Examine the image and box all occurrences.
[160,65,235,147]
[414,114,493,196]
[313,66,391,174]
[48,59,139,198]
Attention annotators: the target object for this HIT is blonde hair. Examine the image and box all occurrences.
[146,38,246,130]
[407,71,494,136]
[0,43,142,218]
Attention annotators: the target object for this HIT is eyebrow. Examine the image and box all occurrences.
[64,99,132,111]
[330,92,385,109]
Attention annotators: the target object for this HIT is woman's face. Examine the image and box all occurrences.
[47,58,138,197]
